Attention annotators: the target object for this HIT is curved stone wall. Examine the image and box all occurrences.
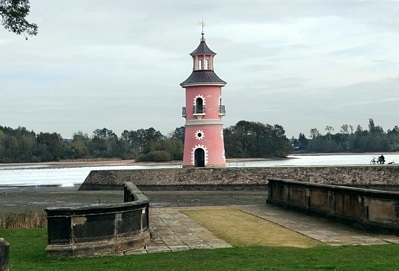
[45,182,150,257]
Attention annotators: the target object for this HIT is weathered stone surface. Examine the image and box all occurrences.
[0,238,9,271]
[45,182,151,257]
[79,166,399,190]
[267,178,399,234]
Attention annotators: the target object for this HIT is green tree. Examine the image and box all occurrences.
[2,135,19,162]
[17,132,36,161]
[90,128,119,158]
[71,132,90,158]
[387,126,399,151]
[0,130,5,160]
[224,121,291,158]
[141,128,165,154]
[325,126,334,134]
[35,132,63,161]
[0,0,37,37]
[170,126,185,142]
[149,137,183,160]
[340,124,349,134]
[309,128,320,139]
[120,130,141,157]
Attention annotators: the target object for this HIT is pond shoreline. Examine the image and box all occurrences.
[0,157,288,169]
[1,152,398,169]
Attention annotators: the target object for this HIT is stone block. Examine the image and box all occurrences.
[0,238,9,271]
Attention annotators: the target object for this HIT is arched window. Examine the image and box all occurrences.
[195,97,204,114]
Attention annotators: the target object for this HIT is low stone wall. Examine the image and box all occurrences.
[45,182,150,257]
[267,179,399,234]
[79,166,399,190]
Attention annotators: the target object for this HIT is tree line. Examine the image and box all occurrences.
[2,118,398,163]
[292,119,399,153]
[0,121,292,163]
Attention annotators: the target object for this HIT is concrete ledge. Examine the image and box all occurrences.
[267,178,399,234]
[45,182,150,257]
[45,232,151,257]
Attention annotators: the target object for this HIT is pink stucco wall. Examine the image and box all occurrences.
[183,85,225,167]
[183,124,225,167]
[185,86,222,120]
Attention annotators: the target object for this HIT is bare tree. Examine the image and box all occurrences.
[310,128,320,139]
[325,126,334,134]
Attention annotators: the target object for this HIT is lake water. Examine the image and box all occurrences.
[0,154,397,187]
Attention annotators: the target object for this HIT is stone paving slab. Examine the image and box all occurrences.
[126,207,232,254]
[240,205,399,246]
[127,205,399,254]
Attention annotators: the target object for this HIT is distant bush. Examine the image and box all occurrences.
[136,151,172,162]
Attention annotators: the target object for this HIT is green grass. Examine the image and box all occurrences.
[2,228,399,271]
[182,209,322,248]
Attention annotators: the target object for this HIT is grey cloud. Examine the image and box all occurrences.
[1,0,398,139]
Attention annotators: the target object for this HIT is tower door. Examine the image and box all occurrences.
[194,148,205,167]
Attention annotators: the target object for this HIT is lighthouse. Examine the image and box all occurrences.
[180,30,227,167]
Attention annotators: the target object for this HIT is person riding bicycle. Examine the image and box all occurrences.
[378,155,385,164]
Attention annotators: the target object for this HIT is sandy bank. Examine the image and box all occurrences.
[0,157,290,169]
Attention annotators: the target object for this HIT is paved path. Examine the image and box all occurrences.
[240,205,399,246]
[128,205,399,254]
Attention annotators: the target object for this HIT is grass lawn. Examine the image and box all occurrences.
[2,228,399,270]
[182,208,322,248]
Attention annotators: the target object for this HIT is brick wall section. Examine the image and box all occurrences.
[79,166,399,190]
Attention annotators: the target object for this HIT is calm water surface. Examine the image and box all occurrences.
[0,154,397,187]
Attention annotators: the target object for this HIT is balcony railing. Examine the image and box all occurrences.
[219,105,226,116]
[193,105,206,115]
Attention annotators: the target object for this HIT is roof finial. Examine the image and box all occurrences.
[197,18,205,41]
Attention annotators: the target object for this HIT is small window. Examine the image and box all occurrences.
[195,97,204,113]
[205,59,209,69]
[198,59,202,70]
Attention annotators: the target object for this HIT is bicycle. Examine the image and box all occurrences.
[370,157,379,164]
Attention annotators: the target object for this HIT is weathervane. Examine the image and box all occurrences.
[197,19,205,36]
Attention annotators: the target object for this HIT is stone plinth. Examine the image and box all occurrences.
[0,238,9,271]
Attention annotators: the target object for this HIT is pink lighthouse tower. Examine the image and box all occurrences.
[180,29,227,167]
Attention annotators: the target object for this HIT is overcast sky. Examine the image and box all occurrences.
[1,0,399,139]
